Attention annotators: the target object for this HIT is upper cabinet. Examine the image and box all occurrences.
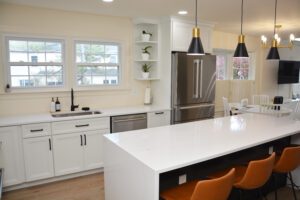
[133,19,160,81]
[171,19,214,54]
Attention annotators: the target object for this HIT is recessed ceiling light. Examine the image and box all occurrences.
[102,0,114,2]
[178,10,188,15]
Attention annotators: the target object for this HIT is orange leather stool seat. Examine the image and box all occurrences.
[209,153,275,199]
[272,146,300,200]
[160,168,235,200]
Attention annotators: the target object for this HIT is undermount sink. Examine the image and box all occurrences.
[51,111,102,118]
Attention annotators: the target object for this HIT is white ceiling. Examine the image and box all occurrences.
[1,0,300,38]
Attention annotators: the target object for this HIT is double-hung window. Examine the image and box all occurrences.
[75,41,120,86]
[214,49,255,80]
[6,37,64,88]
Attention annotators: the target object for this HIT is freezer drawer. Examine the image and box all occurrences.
[111,113,147,133]
[172,104,215,124]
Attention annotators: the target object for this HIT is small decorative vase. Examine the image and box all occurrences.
[141,34,151,42]
[142,72,150,79]
[142,53,150,60]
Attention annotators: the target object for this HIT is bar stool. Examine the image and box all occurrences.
[160,168,235,200]
[273,146,300,200]
[210,153,275,199]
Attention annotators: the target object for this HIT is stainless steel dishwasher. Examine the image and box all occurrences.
[111,113,147,133]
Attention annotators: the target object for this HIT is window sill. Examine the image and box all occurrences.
[0,85,131,95]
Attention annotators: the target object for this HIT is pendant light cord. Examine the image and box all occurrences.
[274,0,277,35]
[241,0,244,35]
[195,0,198,27]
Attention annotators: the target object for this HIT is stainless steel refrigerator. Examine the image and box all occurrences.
[171,51,216,124]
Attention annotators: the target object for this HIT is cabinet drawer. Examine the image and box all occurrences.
[52,117,109,135]
[147,110,171,128]
[22,123,51,138]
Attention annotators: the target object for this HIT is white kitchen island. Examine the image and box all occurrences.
[103,113,300,200]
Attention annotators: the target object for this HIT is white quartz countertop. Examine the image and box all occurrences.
[0,105,170,127]
[104,113,300,173]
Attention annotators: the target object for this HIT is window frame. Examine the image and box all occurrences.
[214,49,256,81]
[4,36,66,91]
[74,40,122,88]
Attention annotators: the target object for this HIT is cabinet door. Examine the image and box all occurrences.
[53,132,84,176]
[0,126,25,186]
[23,136,54,181]
[83,129,109,170]
[147,111,171,128]
[171,20,212,53]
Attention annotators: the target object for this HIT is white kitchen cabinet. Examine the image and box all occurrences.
[171,19,213,53]
[23,136,54,181]
[52,117,110,176]
[0,126,25,186]
[53,132,84,176]
[84,129,108,170]
[147,110,170,128]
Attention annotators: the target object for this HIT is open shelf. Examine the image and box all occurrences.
[133,20,160,81]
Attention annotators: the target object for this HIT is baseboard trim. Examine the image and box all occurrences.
[3,168,103,192]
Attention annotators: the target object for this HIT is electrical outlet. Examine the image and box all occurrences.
[179,174,187,185]
[269,146,274,154]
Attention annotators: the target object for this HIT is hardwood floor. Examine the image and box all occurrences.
[2,173,104,200]
[2,172,300,200]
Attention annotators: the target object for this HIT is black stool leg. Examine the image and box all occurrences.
[239,189,243,200]
[273,174,278,200]
[289,172,297,200]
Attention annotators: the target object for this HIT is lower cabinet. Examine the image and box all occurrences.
[147,110,171,128]
[53,129,108,176]
[0,126,25,187]
[23,136,54,181]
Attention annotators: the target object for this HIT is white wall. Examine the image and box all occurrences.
[0,3,148,116]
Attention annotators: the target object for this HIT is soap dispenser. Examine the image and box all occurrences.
[55,97,61,112]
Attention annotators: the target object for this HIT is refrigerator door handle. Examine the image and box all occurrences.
[193,59,200,98]
[200,59,203,98]
[177,104,215,110]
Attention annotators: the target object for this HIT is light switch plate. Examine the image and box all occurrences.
[179,174,187,185]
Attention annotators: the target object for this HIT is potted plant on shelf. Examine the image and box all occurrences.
[142,63,151,79]
[141,46,152,60]
[142,30,152,42]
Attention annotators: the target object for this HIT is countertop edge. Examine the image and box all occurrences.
[0,105,171,127]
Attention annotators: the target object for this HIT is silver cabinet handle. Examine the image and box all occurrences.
[193,59,200,98]
[30,129,43,132]
[49,139,52,151]
[75,124,89,128]
[113,117,146,123]
[200,59,203,98]
[155,112,164,115]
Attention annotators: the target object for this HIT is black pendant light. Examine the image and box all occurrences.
[187,0,205,55]
[234,0,249,57]
[267,0,280,60]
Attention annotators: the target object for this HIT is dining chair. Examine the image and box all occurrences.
[160,168,235,200]
[252,95,270,105]
[222,97,231,117]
